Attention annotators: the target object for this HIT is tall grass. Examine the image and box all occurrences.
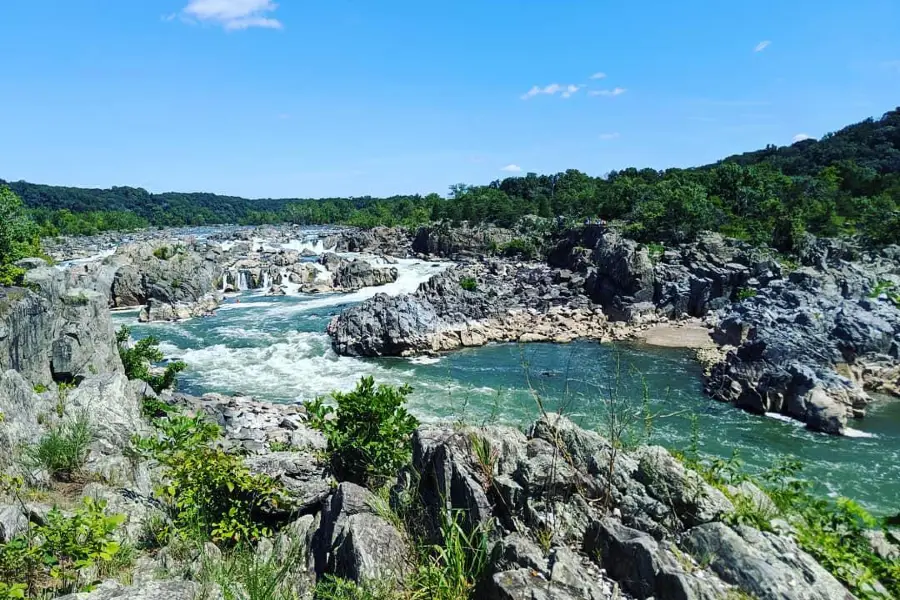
[23,412,93,480]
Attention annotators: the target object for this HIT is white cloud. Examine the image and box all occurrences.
[792,133,812,143]
[560,84,583,99]
[590,72,607,80]
[501,164,522,173]
[588,87,627,97]
[182,0,282,30]
[521,83,584,100]
[754,40,771,52]
[599,132,620,140]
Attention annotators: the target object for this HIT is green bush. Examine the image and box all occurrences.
[23,413,93,480]
[135,411,283,544]
[305,377,419,487]
[116,325,186,394]
[498,238,537,260]
[459,277,477,292]
[152,245,175,260]
[0,497,127,598]
[736,287,757,301]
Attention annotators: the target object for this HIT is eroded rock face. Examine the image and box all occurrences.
[0,268,121,387]
[314,482,410,584]
[107,240,222,308]
[331,259,398,292]
[683,522,858,600]
[412,223,515,258]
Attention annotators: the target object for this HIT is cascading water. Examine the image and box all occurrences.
[262,271,271,290]
[238,271,251,291]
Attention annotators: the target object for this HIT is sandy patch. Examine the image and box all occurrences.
[637,322,714,349]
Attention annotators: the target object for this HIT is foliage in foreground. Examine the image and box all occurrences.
[22,413,93,481]
[680,447,900,600]
[0,489,128,599]
[305,376,419,487]
[116,325,186,394]
[134,408,283,544]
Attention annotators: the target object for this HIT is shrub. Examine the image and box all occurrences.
[152,245,175,260]
[116,325,186,394]
[199,543,308,600]
[305,377,419,487]
[498,238,537,260]
[135,411,283,544]
[459,277,477,292]
[23,413,93,480]
[736,287,757,301]
[314,576,402,600]
[0,497,127,598]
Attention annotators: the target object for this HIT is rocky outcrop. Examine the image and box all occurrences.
[412,223,515,258]
[323,226,413,256]
[107,240,222,308]
[328,261,613,356]
[313,482,410,584]
[0,268,121,387]
[331,258,398,292]
[706,257,900,434]
[405,413,853,600]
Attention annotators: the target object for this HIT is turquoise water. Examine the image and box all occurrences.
[114,263,900,516]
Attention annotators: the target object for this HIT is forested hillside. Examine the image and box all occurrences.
[4,107,899,249]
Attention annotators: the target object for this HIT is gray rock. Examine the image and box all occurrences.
[315,483,410,584]
[53,580,214,600]
[0,504,28,542]
[633,446,733,527]
[332,259,398,291]
[683,522,858,600]
[244,451,334,515]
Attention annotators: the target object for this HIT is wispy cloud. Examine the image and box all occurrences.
[521,83,583,100]
[792,133,812,143]
[754,40,771,52]
[501,164,522,173]
[599,132,620,140]
[588,87,627,97]
[181,0,283,30]
[882,60,900,72]
[590,72,607,80]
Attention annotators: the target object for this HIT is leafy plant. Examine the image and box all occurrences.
[135,411,282,544]
[0,497,127,598]
[498,238,537,260]
[23,413,93,480]
[736,287,757,301]
[305,377,419,487]
[459,277,477,292]
[152,245,175,260]
[116,325,186,394]
[32,383,49,394]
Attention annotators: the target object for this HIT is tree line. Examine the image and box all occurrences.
[2,107,899,250]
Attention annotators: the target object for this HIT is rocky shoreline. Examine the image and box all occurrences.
[15,221,900,436]
[2,221,899,598]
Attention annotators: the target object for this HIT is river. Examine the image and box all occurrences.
[112,245,900,516]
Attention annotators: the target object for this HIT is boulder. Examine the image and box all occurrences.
[314,482,410,584]
[332,259,398,291]
[53,580,213,600]
[683,522,858,600]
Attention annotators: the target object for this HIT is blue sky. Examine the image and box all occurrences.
[1,0,899,199]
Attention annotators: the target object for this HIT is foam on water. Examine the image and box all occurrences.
[169,331,413,401]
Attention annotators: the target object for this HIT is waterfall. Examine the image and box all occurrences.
[262,271,271,290]
[238,271,250,291]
